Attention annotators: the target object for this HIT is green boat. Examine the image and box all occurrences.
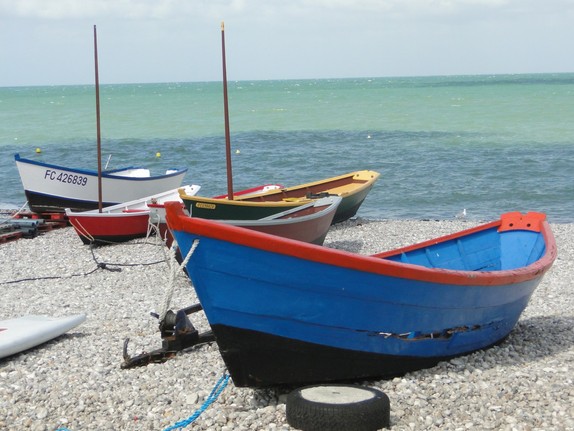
[179,170,380,223]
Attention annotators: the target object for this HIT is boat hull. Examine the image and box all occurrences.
[211,323,511,388]
[181,194,309,220]
[330,179,376,223]
[165,205,556,387]
[180,170,380,223]
[230,218,330,246]
[159,196,340,246]
[236,170,380,224]
[67,210,151,245]
[217,196,341,245]
[15,154,187,213]
[66,185,200,245]
[150,185,329,246]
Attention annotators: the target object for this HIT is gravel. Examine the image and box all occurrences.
[1,218,572,431]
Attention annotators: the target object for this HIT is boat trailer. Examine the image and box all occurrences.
[121,303,215,369]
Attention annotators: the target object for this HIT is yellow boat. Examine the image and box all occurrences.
[180,170,380,223]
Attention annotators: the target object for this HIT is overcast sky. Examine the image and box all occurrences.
[1,0,573,87]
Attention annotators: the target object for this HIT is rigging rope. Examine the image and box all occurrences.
[68,217,95,243]
[158,238,199,321]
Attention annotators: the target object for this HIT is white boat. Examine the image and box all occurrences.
[14,153,188,213]
[65,185,200,245]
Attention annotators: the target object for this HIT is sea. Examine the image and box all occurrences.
[1,73,573,222]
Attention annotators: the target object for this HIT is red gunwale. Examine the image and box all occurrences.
[165,202,557,287]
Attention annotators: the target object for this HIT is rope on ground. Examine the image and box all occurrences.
[163,372,230,431]
[51,372,230,431]
[88,241,166,271]
[0,266,102,285]
[1,240,168,285]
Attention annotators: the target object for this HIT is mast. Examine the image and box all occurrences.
[93,25,103,212]
[221,22,234,200]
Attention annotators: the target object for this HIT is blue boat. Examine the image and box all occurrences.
[164,202,557,387]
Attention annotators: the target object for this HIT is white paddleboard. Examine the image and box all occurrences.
[0,314,87,359]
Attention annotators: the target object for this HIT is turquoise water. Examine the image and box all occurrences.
[1,73,573,222]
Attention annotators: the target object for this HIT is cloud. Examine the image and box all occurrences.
[0,0,190,20]
[1,0,560,21]
[1,0,572,86]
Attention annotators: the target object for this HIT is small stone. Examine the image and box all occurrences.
[36,407,48,420]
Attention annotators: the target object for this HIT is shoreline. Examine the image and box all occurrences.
[1,218,573,430]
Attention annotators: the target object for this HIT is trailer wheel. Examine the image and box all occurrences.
[286,384,390,430]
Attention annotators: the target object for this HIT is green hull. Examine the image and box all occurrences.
[332,184,374,224]
[183,197,306,220]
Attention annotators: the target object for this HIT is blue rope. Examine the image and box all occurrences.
[53,372,230,431]
[162,372,231,431]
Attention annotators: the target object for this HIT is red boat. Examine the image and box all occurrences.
[65,185,200,245]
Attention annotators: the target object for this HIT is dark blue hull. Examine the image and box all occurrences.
[24,190,117,213]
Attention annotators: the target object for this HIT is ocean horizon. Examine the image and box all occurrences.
[1,72,573,222]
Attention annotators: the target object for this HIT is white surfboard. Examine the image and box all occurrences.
[0,314,87,359]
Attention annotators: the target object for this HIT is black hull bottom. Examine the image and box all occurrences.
[212,324,507,388]
[25,190,116,213]
[332,200,364,224]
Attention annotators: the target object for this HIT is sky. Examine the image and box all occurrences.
[1,0,573,87]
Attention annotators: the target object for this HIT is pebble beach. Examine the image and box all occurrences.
[1,218,573,431]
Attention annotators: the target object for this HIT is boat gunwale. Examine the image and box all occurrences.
[67,209,151,219]
[179,190,312,208]
[14,153,188,179]
[64,185,200,217]
[235,170,381,202]
[165,202,557,287]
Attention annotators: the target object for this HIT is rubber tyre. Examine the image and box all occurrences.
[286,384,390,430]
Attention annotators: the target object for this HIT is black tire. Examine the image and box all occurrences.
[286,384,390,430]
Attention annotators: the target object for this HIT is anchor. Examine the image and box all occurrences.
[121,302,215,369]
